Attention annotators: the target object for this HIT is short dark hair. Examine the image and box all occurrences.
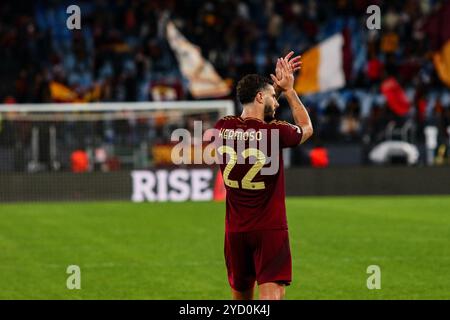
[236,74,272,105]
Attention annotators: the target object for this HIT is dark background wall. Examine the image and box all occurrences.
[1,167,450,202]
[284,167,450,196]
[0,172,130,202]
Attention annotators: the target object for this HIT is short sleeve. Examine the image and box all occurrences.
[269,120,303,148]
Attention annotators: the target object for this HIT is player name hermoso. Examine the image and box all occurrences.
[219,128,263,141]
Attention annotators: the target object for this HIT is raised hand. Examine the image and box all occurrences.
[273,51,301,95]
[283,51,302,73]
[271,57,295,92]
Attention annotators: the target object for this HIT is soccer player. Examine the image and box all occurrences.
[214,54,313,300]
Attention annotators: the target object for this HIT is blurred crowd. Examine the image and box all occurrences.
[1,0,450,159]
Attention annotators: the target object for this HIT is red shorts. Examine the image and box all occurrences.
[224,229,292,291]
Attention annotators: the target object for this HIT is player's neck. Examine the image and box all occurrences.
[240,104,264,121]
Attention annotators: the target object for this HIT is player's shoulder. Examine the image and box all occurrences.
[268,119,294,127]
[221,115,241,121]
[268,119,303,133]
[215,115,241,127]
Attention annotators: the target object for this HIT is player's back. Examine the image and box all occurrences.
[214,115,303,232]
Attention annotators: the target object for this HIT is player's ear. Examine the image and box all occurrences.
[255,91,264,104]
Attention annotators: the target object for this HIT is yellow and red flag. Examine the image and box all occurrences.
[166,21,231,99]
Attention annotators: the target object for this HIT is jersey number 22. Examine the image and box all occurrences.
[218,146,266,190]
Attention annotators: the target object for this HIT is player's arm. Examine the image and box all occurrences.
[273,51,302,99]
[271,57,313,144]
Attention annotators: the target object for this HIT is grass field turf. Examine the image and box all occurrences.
[0,196,449,299]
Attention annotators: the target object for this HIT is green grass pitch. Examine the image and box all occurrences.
[0,196,449,299]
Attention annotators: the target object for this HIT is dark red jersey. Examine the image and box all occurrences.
[214,116,303,232]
